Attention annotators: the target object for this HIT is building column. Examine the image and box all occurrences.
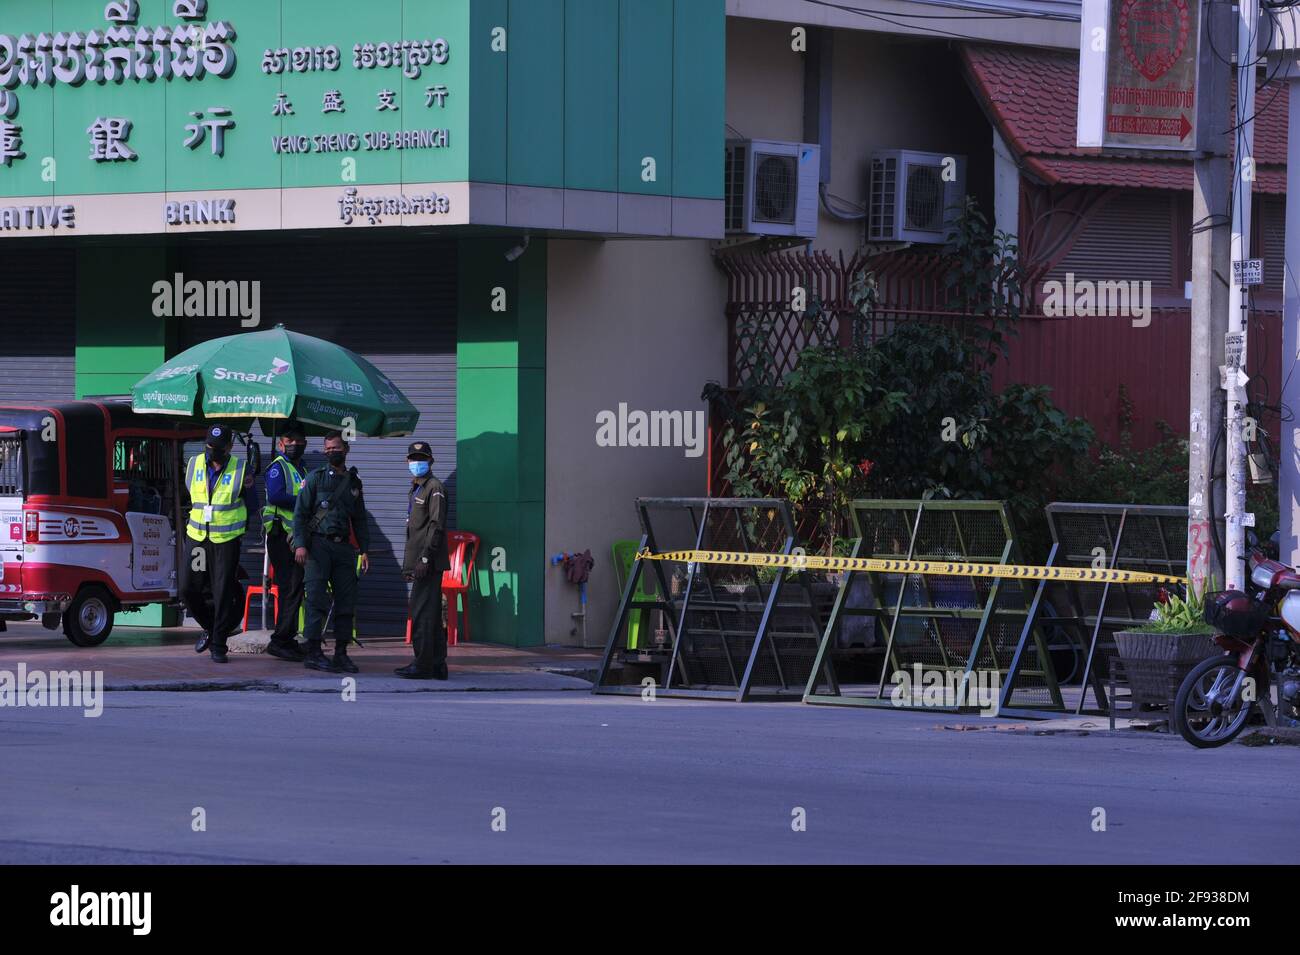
[75,243,173,399]
[75,242,177,627]
[456,237,547,647]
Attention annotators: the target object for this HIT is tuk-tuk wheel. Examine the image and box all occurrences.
[63,586,116,647]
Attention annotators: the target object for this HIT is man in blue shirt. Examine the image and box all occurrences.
[261,423,308,661]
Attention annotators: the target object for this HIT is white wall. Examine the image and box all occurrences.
[544,239,728,645]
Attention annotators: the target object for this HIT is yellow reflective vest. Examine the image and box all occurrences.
[186,453,248,543]
[260,455,305,535]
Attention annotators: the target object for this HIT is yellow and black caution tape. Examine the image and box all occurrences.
[635,549,1186,586]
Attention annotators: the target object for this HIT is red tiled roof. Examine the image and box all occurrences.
[960,43,1288,193]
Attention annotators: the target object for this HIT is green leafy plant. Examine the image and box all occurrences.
[722,345,908,548]
[1137,577,1214,633]
[1055,386,1280,544]
[717,199,1092,557]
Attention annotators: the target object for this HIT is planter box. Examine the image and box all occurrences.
[1113,629,1219,709]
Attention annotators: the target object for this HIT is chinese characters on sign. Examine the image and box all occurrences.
[0,1,465,236]
[184,108,235,157]
[0,2,455,171]
[87,117,136,161]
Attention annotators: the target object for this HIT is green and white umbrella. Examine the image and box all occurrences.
[131,325,418,437]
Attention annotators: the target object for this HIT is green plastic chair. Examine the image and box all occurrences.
[612,539,657,650]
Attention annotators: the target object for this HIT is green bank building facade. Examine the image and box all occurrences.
[0,0,726,646]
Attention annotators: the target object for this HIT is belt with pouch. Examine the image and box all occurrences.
[315,532,350,544]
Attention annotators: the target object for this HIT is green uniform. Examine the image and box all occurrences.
[293,465,370,650]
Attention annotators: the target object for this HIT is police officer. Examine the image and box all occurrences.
[293,431,370,673]
[181,424,254,664]
[261,423,308,662]
[396,441,450,680]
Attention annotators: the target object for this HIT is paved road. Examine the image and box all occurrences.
[1,691,1296,864]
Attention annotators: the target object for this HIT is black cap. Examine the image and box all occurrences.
[205,424,234,449]
[281,421,306,439]
[406,441,434,460]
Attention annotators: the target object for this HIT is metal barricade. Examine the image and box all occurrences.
[1044,502,1189,715]
[803,499,1064,717]
[593,498,830,701]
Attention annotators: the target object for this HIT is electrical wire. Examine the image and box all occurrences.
[796,0,1076,42]
[819,182,868,221]
[799,0,1079,22]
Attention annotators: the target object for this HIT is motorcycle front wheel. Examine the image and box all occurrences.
[1173,655,1254,748]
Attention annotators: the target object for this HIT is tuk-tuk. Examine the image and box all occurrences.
[0,400,205,646]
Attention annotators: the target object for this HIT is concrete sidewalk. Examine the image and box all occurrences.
[0,621,599,693]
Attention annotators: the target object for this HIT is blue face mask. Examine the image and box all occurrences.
[408,460,430,478]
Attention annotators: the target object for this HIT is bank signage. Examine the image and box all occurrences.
[0,0,470,237]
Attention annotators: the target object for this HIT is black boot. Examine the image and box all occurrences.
[209,645,229,664]
[331,619,357,673]
[304,642,337,672]
[333,644,359,674]
[194,630,211,653]
[266,639,304,662]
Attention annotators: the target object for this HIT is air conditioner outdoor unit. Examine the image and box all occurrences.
[868,149,967,244]
[725,139,820,238]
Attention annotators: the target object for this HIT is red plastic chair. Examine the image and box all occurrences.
[443,530,479,646]
[405,531,479,647]
[242,560,280,631]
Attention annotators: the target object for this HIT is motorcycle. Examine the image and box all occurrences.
[1173,546,1300,748]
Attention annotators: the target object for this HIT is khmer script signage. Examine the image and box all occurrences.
[0,0,470,237]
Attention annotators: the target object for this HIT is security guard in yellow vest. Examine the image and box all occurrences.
[261,423,308,662]
[181,424,254,664]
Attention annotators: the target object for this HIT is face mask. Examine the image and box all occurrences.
[326,450,346,467]
[206,447,228,466]
[283,443,305,462]
[409,460,430,478]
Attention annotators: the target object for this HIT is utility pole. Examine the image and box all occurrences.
[1273,11,1300,570]
[1223,0,1260,590]
[1187,0,1233,594]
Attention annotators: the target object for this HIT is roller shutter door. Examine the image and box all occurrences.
[1045,192,1177,291]
[0,248,76,403]
[178,238,457,636]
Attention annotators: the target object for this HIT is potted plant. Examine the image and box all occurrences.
[1113,578,1219,710]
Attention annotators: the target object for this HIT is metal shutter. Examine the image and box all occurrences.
[1260,197,1285,297]
[177,238,457,636]
[0,248,76,403]
[1046,192,1176,290]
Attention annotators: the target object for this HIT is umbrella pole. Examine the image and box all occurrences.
[261,421,273,633]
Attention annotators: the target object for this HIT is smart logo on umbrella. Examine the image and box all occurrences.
[214,364,288,385]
